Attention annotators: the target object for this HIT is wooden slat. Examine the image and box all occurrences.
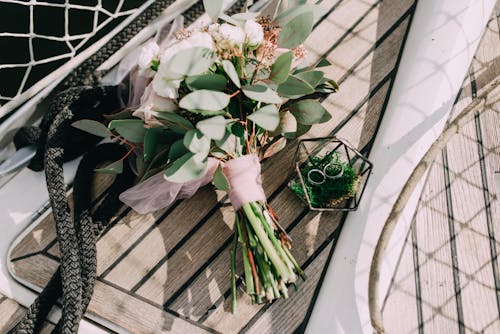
[242,243,334,334]
[0,293,55,333]
[11,170,117,260]
[10,255,212,334]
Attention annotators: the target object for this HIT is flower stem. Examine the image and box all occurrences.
[230,227,238,313]
[236,215,255,295]
[239,216,260,295]
[250,202,297,281]
[241,203,294,282]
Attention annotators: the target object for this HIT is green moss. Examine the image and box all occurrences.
[289,152,358,209]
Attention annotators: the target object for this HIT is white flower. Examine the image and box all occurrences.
[134,83,177,126]
[137,41,159,77]
[218,23,246,46]
[153,31,214,98]
[244,20,264,47]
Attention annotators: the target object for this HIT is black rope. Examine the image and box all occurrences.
[8,0,248,332]
[9,86,134,334]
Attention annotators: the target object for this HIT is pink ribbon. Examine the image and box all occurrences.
[119,158,219,214]
[224,155,267,211]
[120,155,267,214]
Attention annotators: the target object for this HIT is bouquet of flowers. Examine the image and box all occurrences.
[73,0,337,311]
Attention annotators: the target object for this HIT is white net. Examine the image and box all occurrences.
[0,0,147,114]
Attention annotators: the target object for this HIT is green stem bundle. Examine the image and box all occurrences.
[231,201,305,312]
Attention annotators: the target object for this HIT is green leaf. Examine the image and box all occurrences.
[277,75,314,98]
[103,108,134,120]
[278,12,313,49]
[108,120,146,143]
[203,0,223,22]
[222,60,241,88]
[155,112,194,133]
[247,105,280,131]
[295,70,324,88]
[196,116,228,140]
[213,163,230,191]
[289,99,331,125]
[143,128,177,162]
[72,119,111,138]
[263,137,287,159]
[231,122,246,137]
[186,109,228,117]
[180,90,230,111]
[296,123,312,137]
[219,13,240,26]
[316,58,331,67]
[278,110,298,136]
[183,129,210,156]
[164,152,207,183]
[231,12,260,22]
[215,130,237,155]
[95,159,123,174]
[166,47,214,77]
[185,73,227,91]
[269,51,293,84]
[242,84,282,104]
[274,4,325,24]
[168,139,189,161]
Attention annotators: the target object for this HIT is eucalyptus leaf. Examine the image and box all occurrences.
[164,152,207,183]
[247,104,280,131]
[222,60,241,88]
[277,75,314,98]
[269,51,293,84]
[168,139,189,161]
[196,116,228,140]
[95,159,123,174]
[213,163,230,191]
[186,73,227,91]
[215,130,237,155]
[278,11,313,49]
[274,4,325,24]
[186,109,228,117]
[219,13,240,26]
[231,12,260,22]
[295,123,312,137]
[155,112,194,133]
[108,120,146,143]
[183,129,210,156]
[242,84,282,103]
[103,108,134,120]
[72,119,111,138]
[295,70,324,87]
[230,122,246,137]
[316,58,331,67]
[289,99,331,125]
[144,128,177,162]
[166,47,214,77]
[180,90,230,111]
[278,110,298,136]
[262,137,287,159]
[203,0,223,22]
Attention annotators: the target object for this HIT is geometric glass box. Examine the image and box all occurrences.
[288,136,373,211]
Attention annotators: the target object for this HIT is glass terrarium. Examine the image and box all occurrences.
[288,137,373,211]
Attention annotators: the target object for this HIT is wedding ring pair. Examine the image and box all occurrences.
[307,162,344,185]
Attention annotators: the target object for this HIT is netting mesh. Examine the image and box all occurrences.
[0,0,146,107]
